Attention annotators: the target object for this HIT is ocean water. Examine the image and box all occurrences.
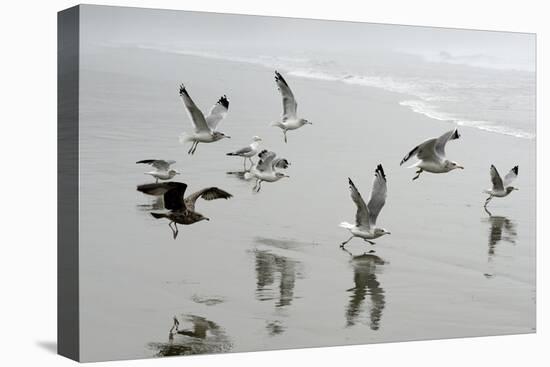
[132,43,536,140]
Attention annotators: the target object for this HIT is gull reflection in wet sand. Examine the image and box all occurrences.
[343,249,386,330]
[148,315,232,357]
[255,250,298,307]
[483,207,517,260]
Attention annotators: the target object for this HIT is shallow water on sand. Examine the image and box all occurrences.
[77,48,535,362]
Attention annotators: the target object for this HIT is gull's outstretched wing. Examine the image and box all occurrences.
[490,165,504,192]
[256,150,277,172]
[367,164,387,227]
[136,159,176,171]
[179,84,210,133]
[184,187,233,211]
[503,165,519,187]
[434,128,460,158]
[205,95,229,131]
[275,71,297,119]
[137,182,188,210]
[348,178,370,229]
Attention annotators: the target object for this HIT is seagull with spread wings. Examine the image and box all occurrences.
[245,149,290,192]
[271,71,312,143]
[400,128,464,180]
[340,165,391,248]
[178,84,231,155]
[484,165,519,208]
[137,182,232,239]
[136,159,180,183]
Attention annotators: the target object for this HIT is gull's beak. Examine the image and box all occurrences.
[457,165,464,169]
[514,188,519,191]
[204,217,210,221]
[225,135,231,139]
[285,175,290,178]
[175,171,181,175]
[307,121,313,125]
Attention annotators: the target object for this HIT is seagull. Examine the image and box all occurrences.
[484,165,519,208]
[245,150,290,192]
[137,182,232,239]
[340,164,391,248]
[226,136,262,170]
[400,128,464,180]
[136,159,180,183]
[271,71,312,143]
[178,84,230,155]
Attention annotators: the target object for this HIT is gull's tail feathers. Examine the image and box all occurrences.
[271,121,284,128]
[339,222,354,229]
[151,212,168,219]
[179,132,193,144]
[407,161,421,169]
[243,172,254,180]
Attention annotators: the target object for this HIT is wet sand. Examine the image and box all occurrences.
[77,46,536,361]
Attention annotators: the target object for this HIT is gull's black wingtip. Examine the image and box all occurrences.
[376,164,386,180]
[452,128,460,140]
[512,165,519,175]
[178,84,187,96]
[218,95,229,109]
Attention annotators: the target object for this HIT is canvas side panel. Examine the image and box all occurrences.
[57,5,80,362]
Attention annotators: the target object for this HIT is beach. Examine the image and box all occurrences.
[77,46,536,361]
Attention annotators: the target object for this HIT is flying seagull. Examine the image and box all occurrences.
[271,71,312,143]
[245,150,290,192]
[137,182,232,238]
[226,136,262,170]
[484,165,519,208]
[178,84,230,155]
[400,128,464,180]
[340,164,391,248]
[136,159,180,183]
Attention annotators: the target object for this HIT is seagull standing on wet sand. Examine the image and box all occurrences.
[400,128,464,180]
[484,165,519,208]
[271,71,312,143]
[340,164,391,248]
[226,136,262,170]
[178,84,231,155]
[136,159,180,183]
[245,150,290,192]
[137,182,232,239]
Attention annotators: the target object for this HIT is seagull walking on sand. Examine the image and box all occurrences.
[226,136,262,170]
[484,165,519,208]
[136,159,180,183]
[340,164,391,248]
[400,128,464,180]
[271,71,312,143]
[178,84,231,155]
[137,182,232,239]
[245,150,290,192]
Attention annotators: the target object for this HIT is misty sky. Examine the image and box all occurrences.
[79,5,535,72]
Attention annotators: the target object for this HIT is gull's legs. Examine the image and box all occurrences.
[256,180,263,192]
[252,179,258,191]
[484,195,493,208]
[155,177,159,183]
[283,130,288,143]
[340,236,354,248]
[191,142,199,155]
[188,141,196,155]
[168,222,176,238]
[243,157,247,170]
[364,239,376,245]
[412,168,423,181]
[173,223,179,239]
